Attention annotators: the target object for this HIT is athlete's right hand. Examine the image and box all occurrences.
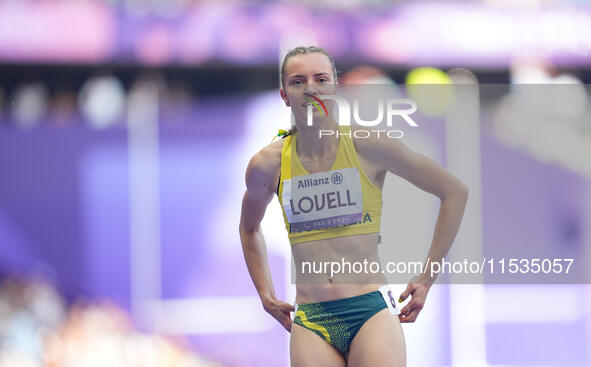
[263,297,295,332]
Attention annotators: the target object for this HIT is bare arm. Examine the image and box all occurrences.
[381,140,469,284]
[357,136,469,322]
[239,148,294,331]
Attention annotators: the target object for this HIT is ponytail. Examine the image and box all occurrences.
[284,126,297,138]
[271,126,297,143]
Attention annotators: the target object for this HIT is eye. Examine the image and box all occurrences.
[291,79,304,86]
[318,77,329,83]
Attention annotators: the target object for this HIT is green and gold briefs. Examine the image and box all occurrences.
[293,290,390,353]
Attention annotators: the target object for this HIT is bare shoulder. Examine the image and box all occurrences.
[351,129,408,165]
[245,139,284,193]
[350,128,427,182]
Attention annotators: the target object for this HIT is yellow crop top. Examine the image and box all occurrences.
[277,126,383,245]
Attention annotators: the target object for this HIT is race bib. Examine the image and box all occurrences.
[282,168,363,232]
[378,285,400,315]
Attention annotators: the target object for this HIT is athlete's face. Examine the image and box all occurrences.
[280,52,337,122]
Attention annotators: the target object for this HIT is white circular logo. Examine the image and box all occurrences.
[331,172,343,184]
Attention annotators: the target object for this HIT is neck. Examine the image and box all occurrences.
[294,116,340,160]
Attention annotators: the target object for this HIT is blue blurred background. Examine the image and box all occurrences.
[0,0,590,366]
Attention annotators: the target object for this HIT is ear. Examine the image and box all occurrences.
[280,88,290,107]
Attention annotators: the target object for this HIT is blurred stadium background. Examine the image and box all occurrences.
[1,0,591,366]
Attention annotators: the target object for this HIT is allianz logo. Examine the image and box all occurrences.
[297,172,343,189]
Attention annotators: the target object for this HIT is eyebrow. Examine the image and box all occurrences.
[288,72,331,79]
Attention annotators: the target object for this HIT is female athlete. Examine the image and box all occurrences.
[239,46,469,367]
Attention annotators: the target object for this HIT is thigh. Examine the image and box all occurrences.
[347,309,406,367]
[290,323,347,367]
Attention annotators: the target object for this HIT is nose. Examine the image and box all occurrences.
[303,88,319,100]
[303,81,321,96]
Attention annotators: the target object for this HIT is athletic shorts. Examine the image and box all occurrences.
[293,284,400,354]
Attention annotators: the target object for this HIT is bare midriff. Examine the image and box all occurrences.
[292,232,388,304]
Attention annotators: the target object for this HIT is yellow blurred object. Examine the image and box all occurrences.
[405,67,454,117]
[271,128,289,143]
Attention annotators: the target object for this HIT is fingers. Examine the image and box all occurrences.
[279,302,295,312]
[398,281,431,323]
[399,300,414,316]
[277,309,293,332]
[264,299,295,314]
[398,300,424,323]
[401,298,426,314]
[399,307,422,323]
[282,315,293,332]
[263,299,295,332]
[270,309,293,332]
[399,283,415,303]
[277,302,295,331]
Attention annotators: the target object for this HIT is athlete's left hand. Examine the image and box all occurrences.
[398,274,434,323]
